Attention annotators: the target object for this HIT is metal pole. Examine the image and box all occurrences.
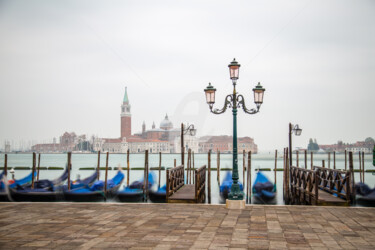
[208,150,211,204]
[228,85,243,200]
[289,123,292,167]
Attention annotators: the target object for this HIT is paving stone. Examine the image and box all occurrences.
[0,203,374,249]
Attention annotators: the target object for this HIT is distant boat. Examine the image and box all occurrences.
[219,172,243,201]
[252,171,276,202]
[64,170,124,202]
[116,172,155,202]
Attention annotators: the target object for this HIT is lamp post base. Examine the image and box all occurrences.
[226,199,246,209]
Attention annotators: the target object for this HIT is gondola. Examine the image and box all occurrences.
[64,170,124,202]
[219,171,243,201]
[116,172,155,202]
[148,184,166,203]
[60,171,98,191]
[252,171,276,203]
[355,182,375,207]
[1,170,38,201]
[9,167,69,202]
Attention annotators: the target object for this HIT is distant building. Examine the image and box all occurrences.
[318,137,374,153]
[199,135,258,153]
[95,88,186,153]
[31,132,91,153]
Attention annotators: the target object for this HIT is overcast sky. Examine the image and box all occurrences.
[0,0,374,151]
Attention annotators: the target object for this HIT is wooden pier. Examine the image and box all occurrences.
[289,166,351,206]
[285,150,356,206]
[166,165,206,203]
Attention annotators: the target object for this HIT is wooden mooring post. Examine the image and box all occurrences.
[283,148,286,201]
[243,150,246,186]
[97,151,100,180]
[67,152,72,191]
[246,151,251,203]
[208,150,211,204]
[189,149,193,184]
[304,150,307,169]
[333,151,336,170]
[158,152,162,188]
[4,154,7,177]
[144,150,149,201]
[217,150,220,185]
[359,151,362,183]
[174,159,176,168]
[362,151,365,183]
[31,152,36,189]
[311,151,313,169]
[104,152,109,194]
[322,160,325,168]
[285,148,290,203]
[193,151,195,184]
[274,149,277,188]
[37,153,41,181]
[127,149,130,186]
[349,151,355,202]
[187,149,191,184]
[345,149,348,171]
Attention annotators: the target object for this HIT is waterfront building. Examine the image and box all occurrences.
[121,87,132,138]
[31,132,89,153]
[30,87,258,154]
[94,88,185,153]
[317,137,374,153]
[198,135,258,154]
[173,134,200,153]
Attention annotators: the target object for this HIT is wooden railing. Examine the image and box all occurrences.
[313,166,351,202]
[166,165,184,202]
[289,166,351,205]
[290,166,318,205]
[195,165,206,203]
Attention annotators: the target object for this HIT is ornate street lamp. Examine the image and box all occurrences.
[181,123,196,166]
[204,58,265,201]
[289,123,302,167]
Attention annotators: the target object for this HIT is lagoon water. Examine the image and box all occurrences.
[1,152,374,205]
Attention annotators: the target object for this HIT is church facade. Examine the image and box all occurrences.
[93,87,198,153]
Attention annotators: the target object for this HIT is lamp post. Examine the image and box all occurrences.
[204,58,265,200]
[289,123,302,167]
[181,123,196,166]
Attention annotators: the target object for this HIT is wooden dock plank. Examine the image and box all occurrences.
[168,184,195,202]
[317,189,349,206]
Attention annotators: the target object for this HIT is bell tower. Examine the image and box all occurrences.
[121,87,131,138]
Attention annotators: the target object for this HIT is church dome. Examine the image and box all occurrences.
[160,114,173,130]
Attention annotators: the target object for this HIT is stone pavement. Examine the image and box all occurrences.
[0,203,374,249]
